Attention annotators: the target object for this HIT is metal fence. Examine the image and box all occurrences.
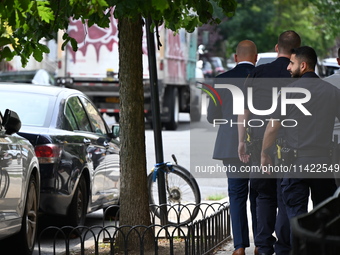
[36,202,231,255]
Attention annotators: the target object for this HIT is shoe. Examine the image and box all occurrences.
[254,247,259,255]
[232,248,245,255]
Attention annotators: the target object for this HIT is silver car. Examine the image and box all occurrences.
[0,109,40,255]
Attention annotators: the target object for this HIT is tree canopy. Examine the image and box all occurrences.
[1,0,339,65]
[1,0,339,251]
[0,0,238,66]
[0,0,237,251]
[214,0,339,59]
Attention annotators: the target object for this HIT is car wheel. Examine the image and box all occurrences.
[68,175,88,227]
[190,105,202,122]
[5,175,38,255]
[163,87,179,130]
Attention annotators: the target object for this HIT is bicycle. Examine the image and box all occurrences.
[147,154,201,224]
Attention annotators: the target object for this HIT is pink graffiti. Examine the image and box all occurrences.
[67,11,119,63]
[166,31,186,79]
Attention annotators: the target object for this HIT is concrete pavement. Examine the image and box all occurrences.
[213,197,256,255]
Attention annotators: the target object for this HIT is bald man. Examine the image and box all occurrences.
[207,40,258,255]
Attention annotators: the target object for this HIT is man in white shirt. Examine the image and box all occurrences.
[324,47,340,186]
[323,48,340,87]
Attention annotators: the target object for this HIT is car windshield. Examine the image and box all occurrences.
[0,73,35,83]
[256,57,276,66]
[0,70,55,85]
[211,57,223,68]
[0,92,54,127]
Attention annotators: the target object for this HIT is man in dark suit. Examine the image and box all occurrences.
[238,30,301,255]
[207,40,258,255]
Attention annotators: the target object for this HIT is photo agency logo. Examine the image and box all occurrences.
[198,81,312,128]
[197,82,222,106]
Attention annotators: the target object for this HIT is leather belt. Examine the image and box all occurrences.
[293,148,332,158]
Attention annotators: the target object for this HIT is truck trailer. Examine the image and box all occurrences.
[56,14,202,130]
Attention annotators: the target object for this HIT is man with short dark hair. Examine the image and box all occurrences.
[261,45,339,220]
[238,30,301,255]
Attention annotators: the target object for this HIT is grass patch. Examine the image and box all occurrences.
[65,238,186,255]
[205,194,226,201]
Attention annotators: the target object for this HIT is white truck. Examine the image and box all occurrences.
[56,14,202,130]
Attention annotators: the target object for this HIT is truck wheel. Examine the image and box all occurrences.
[190,105,202,122]
[164,87,179,130]
[190,86,202,122]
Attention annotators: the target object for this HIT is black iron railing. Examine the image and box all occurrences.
[35,202,231,255]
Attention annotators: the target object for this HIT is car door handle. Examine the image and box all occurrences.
[83,138,91,145]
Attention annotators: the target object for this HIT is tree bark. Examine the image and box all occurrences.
[118,16,153,250]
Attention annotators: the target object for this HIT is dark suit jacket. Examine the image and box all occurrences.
[207,63,255,159]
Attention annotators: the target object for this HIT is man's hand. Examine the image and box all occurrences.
[238,141,250,163]
[260,119,281,175]
[261,152,273,175]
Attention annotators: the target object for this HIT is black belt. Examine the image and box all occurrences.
[292,148,333,158]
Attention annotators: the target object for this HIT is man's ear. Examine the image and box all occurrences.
[337,58,340,66]
[300,61,307,72]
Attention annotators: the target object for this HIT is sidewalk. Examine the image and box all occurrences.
[214,241,256,255]
[213,196,314,254]
[213,198,256,255]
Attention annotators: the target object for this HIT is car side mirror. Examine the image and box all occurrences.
[112,124,120,139]
[2,109,21,135]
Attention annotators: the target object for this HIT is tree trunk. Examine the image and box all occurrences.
[118,16,153,250]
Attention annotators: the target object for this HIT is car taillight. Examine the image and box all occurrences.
[35,144,61,164]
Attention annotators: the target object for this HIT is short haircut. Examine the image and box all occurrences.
[291,46,317,69]
[278,30,301,55]
[338,47,340,58]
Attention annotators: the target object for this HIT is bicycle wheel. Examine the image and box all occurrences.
[148,164,201,224]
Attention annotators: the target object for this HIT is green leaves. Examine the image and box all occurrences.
[0,0,239,66]
[0,47,13,61]
[33,43,50,62]
[37,2,55,23]
[217,0,237,17]
[61,32,78,52]
[152,0,170,12]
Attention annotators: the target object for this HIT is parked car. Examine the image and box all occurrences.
[256,52,277,66]
[0,69,55,85]
[0,83,120,227]
[0,109,40,255]
[210,56,227,75]
[199,56,227,78]
[321,58,339,77]
[201,59,214,78]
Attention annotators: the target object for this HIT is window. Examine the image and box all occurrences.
[79,97,107,135]
[65,97,92,132]
[0,92,53,127]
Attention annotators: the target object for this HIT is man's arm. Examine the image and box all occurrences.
[206,96,222,124]
[261,119,281,168]
[238,109,250,163]
[206,81,222,123]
